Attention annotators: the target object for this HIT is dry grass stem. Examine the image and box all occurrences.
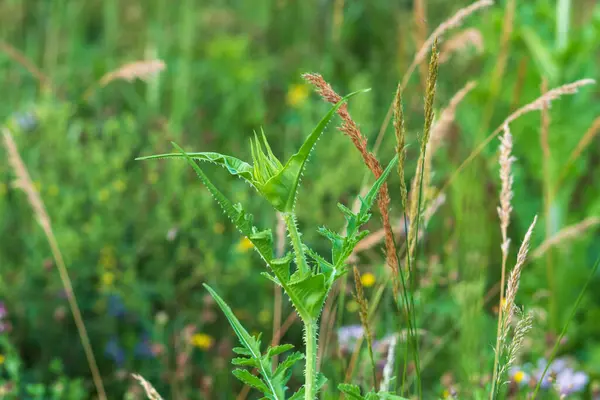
[303,73,399,286]
[413,0,429,87]
[439,28,484,63]
[566,116,600,166]
[441,79,596,194]
[0,41,53,89]
[2,129,107,400]
[532,217,600,259]
[407,40,439,262]
[401,0,493,90]
[98,59,166,87]
[429,81,477,156]
[132,374,164,400]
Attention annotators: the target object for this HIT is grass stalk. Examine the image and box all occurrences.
[2,129,107,400]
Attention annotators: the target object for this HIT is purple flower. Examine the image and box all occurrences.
[107,294,126,318]
[337,325,364,351]
[135,334,155,359]
[556,368,589,396]
[104,337,125,367]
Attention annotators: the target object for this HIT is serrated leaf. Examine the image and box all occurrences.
[288,274,328,319]
[233,347,252,356]
[338,383,364,400]
[232,369,270,394]
[289,387,305,400]
[204,285,261,356]
[262,89,369,212]
[304,246,335,279]
[274,351,304,379]
[135,151,256,184]
[266,344,294,358]
[232,357,259,367]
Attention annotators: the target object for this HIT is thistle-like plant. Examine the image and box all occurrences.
[138,91,401,400]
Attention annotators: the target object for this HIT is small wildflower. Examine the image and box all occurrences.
[105,337,125,367]
[112,179,127,192]
[286,83,310,108]
[0,354,5,365]
[166,228,178,241]
[155,311,169,326]
[213,223,225,234]
[337,325,364,352]
[360,272,376,288]
[509,367,529,387]
[190,333,214,350]
[48,184,59,197]
[236,237,254,252]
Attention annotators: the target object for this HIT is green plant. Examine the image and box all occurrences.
[138,93,404,399]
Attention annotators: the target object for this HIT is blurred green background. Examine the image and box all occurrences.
[1,0,600,398]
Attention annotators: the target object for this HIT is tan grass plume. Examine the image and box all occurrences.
[132,374,164,400]
[302,73,399,293]
[83,59,166,100]
[439,28,484,63]
[2,129,107,400]
[532,217,600,259]
[442,79,596,194]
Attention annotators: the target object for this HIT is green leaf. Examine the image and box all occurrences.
[266,344,294,358]
[232,357,259,367]
[338,383,364,400]
[135,152,256,184]
[262,89,369,212]
[233,347,252,356]
[273,351,304,379]
[232,369,270,394]
[287,274,328,319]
[204,285,261,357]
[358,155,398,222]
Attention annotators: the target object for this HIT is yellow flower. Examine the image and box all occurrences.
[442,389,450,399]
[360,272,376,288]
[48,184,59,197]
[286,84,310,108]
[213,223,225,234]
[98,188,110,202]
[236,237,254,253]
[513,370,525,384]
[112,179,126,192]
[190,333,214,350]
[102,271,115,287]
[0,354,5,365]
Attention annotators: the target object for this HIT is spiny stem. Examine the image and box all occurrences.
[304,321,318,400]
[283,212,309,275]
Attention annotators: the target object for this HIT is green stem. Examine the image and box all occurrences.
[304,321,318,400]
[556,0,570,51]
[284,212,309,275]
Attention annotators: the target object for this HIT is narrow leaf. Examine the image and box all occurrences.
[262,89,370,212]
